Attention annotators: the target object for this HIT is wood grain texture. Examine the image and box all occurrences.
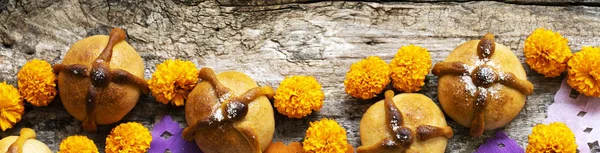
[215,0,600,6]
[1,0,599,152]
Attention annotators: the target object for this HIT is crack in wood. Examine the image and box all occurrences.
[0,0,8,13]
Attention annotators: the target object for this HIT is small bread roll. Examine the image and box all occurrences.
[432,33,533,136]
[55,28,147,132]
[183,68,275,153]
[0,128,52,153]
[358,91,452,153]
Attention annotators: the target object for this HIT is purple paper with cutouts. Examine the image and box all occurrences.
[475,131,524,153]
[544,79,600,153]
[149,115,203,153]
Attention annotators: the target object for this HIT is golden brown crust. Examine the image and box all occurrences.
[6,128,35,153]
[356,139,409,153]
[185,70,275,153]
[383,91,413,147]
[192,122,250,153]
[234,124,261,153]
[264,142,354,153]
[434,33,533,136]
[57,29,145,132]
[0,129,51,153]
[358,93,451,153]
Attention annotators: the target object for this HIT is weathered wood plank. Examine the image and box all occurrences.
[215,0,600,6]
[1,0,599,152]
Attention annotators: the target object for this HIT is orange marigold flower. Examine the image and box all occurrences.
[344,56,391,100]
[105,122,152,153]
[17,59,57,106]
[59,135,99,153]
[303,118,349,153]
[390,45,431,93]
[148,59,199,106]
[0,82,23,131]
[526,122,577,153]
[567,46,600,97]
[265,141,304,153]
[274,76,324,118]
[524,28,572,77]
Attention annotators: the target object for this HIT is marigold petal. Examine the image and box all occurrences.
[173,94,185,106]
[0,82,23,131]
[303,118,349,153]
[524,28,572,77]
[17,59,57,106]
[526,122,577,153]
[59,135,99,153]
[274,76,324,118]
[390,45,432,93]
[344,56,391,100]
[105,122,152,153]
[567,46,600,97]
[148,59,199,106]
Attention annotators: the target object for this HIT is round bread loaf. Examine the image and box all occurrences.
[358,91,453,153]
[183,68,275,153]
[0,128,52,153]
[55,28,147,132]
[432,33,533,136]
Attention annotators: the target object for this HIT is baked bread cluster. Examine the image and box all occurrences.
[2,26,540,153]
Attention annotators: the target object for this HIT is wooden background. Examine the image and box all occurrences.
[1,0,599,152]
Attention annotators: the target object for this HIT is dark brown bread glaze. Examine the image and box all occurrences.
[384,90,413,148]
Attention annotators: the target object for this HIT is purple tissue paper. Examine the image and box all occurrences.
[475,131,524,153]
[149,115,203,153]
[544,79,600,153]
